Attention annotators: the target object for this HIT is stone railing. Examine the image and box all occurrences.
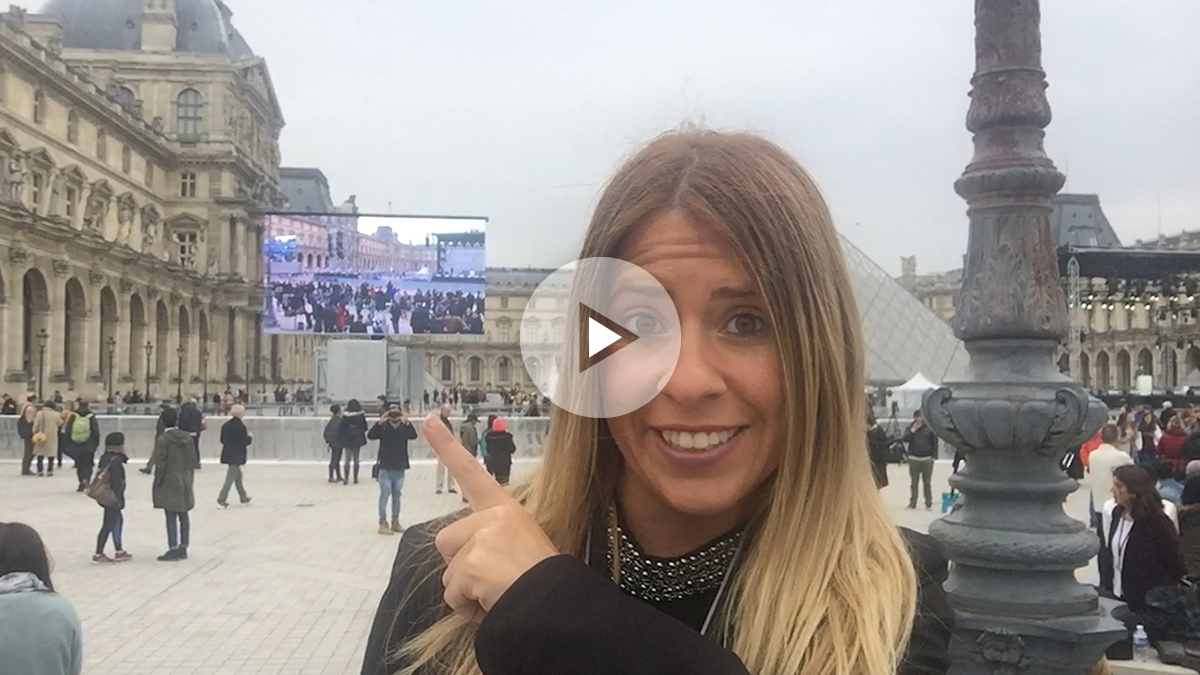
[0,416,551,462]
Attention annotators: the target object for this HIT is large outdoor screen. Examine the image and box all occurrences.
[261,213,487,336]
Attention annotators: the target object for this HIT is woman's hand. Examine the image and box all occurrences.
[423,414,558,623]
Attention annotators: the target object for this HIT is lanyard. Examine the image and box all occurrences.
[1113,517,1132,573]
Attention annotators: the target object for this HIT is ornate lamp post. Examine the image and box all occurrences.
[259,354,268,397]
[175,344,186,402]
[143,341,154,401]
[106,336,116,402]
[200,348,210,407]
[923,2,1124,672]
[36,328,49,401]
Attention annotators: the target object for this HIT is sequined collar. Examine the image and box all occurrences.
[603,504,745,603]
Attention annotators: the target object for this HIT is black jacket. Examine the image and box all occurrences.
[360,521,952,675]
[868,426,891,488]
[1183,431,1200,465]
[1,399,17,415]
[1099,505,1188,612]
[219,417,252,466]
[64,412,101,458]
[902,424,938,459]
[367,418,418,471]
[178,403,204,436]
[339,411,369,450]
[324,416,343,450]
[97,451,128,510]
[485,430,516,463]
[16,414,33,441]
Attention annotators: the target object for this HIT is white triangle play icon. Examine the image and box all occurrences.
[587,318,621,358]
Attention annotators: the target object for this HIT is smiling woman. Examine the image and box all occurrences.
[360,129,953,675]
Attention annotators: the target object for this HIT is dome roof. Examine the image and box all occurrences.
[39,0,254,56]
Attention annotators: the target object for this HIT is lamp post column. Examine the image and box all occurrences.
[144,342,154,402]
[106,337,116,402]
[923,2,1125,672]
[36,329,49,401]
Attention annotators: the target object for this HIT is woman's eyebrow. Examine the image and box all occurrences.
[710,286,757,301]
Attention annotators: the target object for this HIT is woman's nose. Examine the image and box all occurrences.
[659,324,725,404]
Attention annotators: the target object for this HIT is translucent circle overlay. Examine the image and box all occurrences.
[519,257,681,419]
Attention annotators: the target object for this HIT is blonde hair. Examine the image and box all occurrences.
[400,129,917,675]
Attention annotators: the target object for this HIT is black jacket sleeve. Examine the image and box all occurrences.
[108,460,127,510]
[367,421,383,441]
[361,520,455,675]
[898,529,954,675]
[475,555,752,675]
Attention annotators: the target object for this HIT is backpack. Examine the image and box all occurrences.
[86,465,117,508]
[70,414,92,445]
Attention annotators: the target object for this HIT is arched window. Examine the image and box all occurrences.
[67,110,79,144]
[121,145,132,174]
[96,130,108,161]
[440,356,454,382]
[32,88,46,124]
[498,357,511,383]
[176,89,204,141]
[468,356,482,383]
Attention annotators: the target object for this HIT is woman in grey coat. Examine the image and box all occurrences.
[145,407,198,562]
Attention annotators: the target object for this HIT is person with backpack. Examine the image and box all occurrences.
[17,402,35,476]
[91,433,131,564]
[63,401,101,492]
[338,399,368,485]
[324,404,344,483]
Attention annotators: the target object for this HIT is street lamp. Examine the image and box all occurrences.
[143,341,154,401]
[275,356,284,386]
[922,2,1123,671]
[201,348,210,407]
[105,336,116,402]
[224,351,232,391]
[259,355,268,396]
[36,328,49,401]
[175,344,186,402]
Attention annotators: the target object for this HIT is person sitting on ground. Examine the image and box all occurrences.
[93,432,131,564]
[0,522,83,675]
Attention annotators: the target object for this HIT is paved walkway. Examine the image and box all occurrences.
[0,459,1093,675]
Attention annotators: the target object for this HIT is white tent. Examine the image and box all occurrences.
[892,373,939,415]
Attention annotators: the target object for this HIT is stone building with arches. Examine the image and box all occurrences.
[0,2,317,401]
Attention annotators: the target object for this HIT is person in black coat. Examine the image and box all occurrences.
[360,520,952,675]
[93,432,131,563]
[324,404,344,483]
[367,404,418,533]
[217,405,252,507]
[338,399,369,485]
[1100,464,1187,614]
[63,402,101,492]
[483,417,516,486]
[867,414,890,489]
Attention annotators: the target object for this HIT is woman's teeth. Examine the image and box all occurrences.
[659,428,739,452]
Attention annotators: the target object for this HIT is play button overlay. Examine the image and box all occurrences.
[519,258,681,419]
[580,304,638,372]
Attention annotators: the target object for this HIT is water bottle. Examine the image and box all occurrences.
[1132,624,1150,662]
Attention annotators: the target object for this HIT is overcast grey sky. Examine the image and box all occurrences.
[229,1,1199,275]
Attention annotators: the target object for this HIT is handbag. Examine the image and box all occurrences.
[86,466,118,508]
[371,464,380,479]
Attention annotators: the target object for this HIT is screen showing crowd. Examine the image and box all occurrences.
[261,213,487,335]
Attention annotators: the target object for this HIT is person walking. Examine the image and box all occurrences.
[217,405,253,508]
[145,407,198,561]
[367,403,418,534]
[62,401,100,492]
[902,410,939,511]
[325,404,344,483]
[31,402,62,477]
[0,522,83,675]
[434,404,457,495]
[483,416,516,485]
[338,399,368,485]
[93,433,132,564]
[178,397,205,470]
[17,402,35,476]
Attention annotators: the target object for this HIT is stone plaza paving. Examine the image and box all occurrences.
[0,458,1094,675]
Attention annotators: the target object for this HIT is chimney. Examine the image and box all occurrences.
[141,0,176,52]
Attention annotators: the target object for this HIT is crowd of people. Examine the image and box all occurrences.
[270,280,485,335]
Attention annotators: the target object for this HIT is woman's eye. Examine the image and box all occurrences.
[725,313,766,337]
[623,312,663,336]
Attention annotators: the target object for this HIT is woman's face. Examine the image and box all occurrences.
[607,211,786,523]
[1112,477,1131,508]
